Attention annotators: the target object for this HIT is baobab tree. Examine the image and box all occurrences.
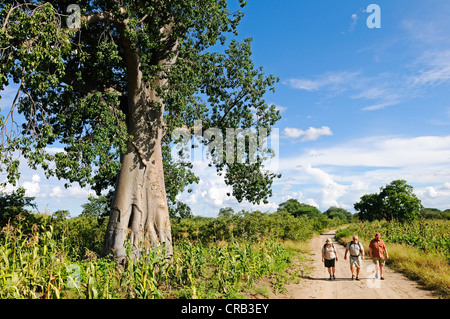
[0,0,280,266]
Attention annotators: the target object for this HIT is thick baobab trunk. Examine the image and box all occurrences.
[102,84,173,266]
[102,24,177,266]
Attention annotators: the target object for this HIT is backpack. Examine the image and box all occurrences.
[348,241,362,257]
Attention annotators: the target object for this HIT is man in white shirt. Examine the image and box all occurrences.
[344,235,365,281]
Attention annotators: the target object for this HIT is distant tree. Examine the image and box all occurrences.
[278,198,322,218]
[324,206,353,221]
[421,208,450,220]
[169,200,193,219]
[218,207,235,218]
[354,180,423,222]
[52,209,70,221]
[420,208,442,219]
[81,195,110,220]
[442,209,450,220]
[354,193,379,221]
[0,188,36,226]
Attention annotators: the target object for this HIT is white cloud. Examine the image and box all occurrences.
[283,128,304,139]
[417,183,450,199]
[23,174,41,197]
[45,147,66,154]
[415,183,450,209]
[300,164,334,186]
[284,70,408,112]
[351,87,386,100]
[361,99,401,111]
[301,126,333,142]
[284,71,360,92]
[275,134,450,211]
[0,183,16,195]
[177,162,233,214]
[68,186,96,199]
[296,164,349,209]
[177,161,279,216]
[285,78,321,91]
[400,3,450,47]
[410,50,450,87]
[283,126,333,142]
[49,186,64,199]
[304,198,320,208]
[282,135,450,169]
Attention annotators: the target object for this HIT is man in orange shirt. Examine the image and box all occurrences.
[369,232,389,280]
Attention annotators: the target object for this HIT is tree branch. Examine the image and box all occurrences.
[82,11,127,28]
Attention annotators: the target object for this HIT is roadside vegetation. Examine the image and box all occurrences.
[0,190,349,299]
[1,179,448,299]
[334,180,450,299]
[336,219,450,298]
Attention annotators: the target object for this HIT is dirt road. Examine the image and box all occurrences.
[283,230,437,299]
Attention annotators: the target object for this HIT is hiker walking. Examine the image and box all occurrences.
[322,238,338,280]
[344,235,364,280]
[369,232,389,280]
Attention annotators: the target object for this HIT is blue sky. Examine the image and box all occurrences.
[2,0,450,216]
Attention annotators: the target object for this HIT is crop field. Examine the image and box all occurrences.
[336,219,450,260]
[2,208,448,299]
[0,211,332,299]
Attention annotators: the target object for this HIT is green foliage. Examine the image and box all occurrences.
[354,180,423,222]
[1,0,280,209]
[421,207,450,220]
[59,215,108,258]
[171,210,318,243]
[277,198,322,218]
[324,206,354,222]
[0,212,299,299]
[335,219,450,261]
[52,210,70,221]
[170,238,292,298]
[218,207,235,218]
[0,188,36,227]
[80,194,111,220]
[168,200,193,220]
[0,192,351,299]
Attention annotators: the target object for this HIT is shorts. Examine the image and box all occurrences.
[372,257,386,266]
[324,258,336,268]
[349,256,362,268]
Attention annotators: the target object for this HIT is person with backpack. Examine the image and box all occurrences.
[344,235,365,280]
[322,238,338,280]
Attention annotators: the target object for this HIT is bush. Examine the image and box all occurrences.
[171,210,317,243]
